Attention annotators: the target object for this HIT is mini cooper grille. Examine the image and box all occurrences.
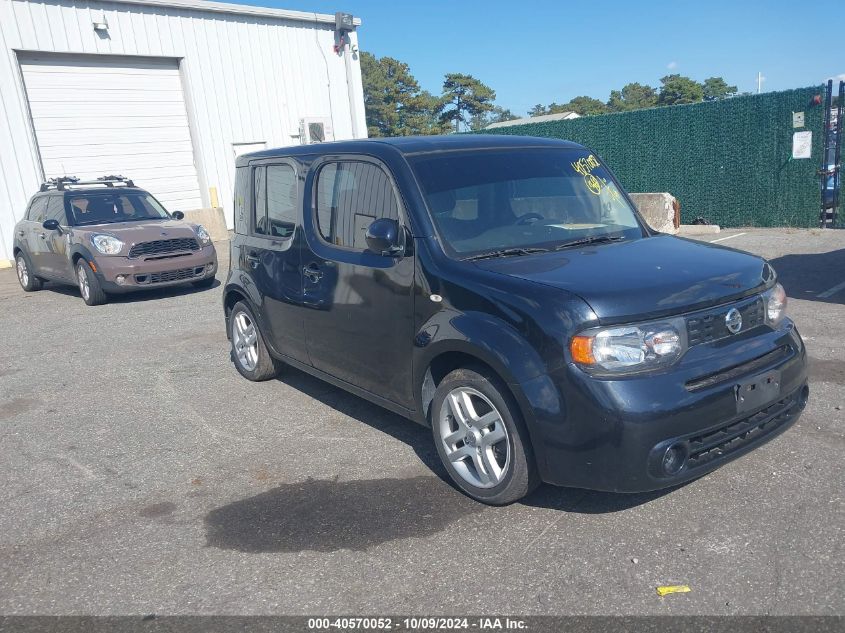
[686,298,765,346]
[135,266,205,284]
[685,388,802,470]
[128,238,199,259]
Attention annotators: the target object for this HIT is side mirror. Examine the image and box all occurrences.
[365,218,403,256]
[42,219,60,231]
[172,210,185,220]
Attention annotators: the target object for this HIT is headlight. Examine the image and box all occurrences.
[91,234,124,255]
[762,283,787,326]
[195,225,211,246]
[570,316,687,375]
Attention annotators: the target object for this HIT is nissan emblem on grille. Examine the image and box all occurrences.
[725,308,743,334]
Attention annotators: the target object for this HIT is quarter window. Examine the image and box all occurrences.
[234,167,249,234]
[26,197,48,223]
[315,161,400,249]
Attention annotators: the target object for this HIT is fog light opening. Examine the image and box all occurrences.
[115,274,126,285]
[662,443,688,476]
[798,385,809,410]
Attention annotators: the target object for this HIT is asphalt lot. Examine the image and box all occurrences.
[0,228,843,616]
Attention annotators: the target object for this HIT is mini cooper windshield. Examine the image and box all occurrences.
[68,192,171,226]
[410,148,645,258]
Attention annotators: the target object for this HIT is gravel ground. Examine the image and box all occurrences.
[0,229,843,616]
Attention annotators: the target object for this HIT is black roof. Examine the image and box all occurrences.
[236,134,584,166]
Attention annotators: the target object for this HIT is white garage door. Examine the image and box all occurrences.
[19,54,203,211]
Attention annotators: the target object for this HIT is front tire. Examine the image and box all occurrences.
[15,252,43,292]
[229,301,278,381]
[431,367,539,505]
[76,260,107,306]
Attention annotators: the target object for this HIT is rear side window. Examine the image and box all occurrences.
[45,196,67,224]
[315,161,400,249]
[253,164,297,238]
[26,197,48,222]
[233,167,249,234]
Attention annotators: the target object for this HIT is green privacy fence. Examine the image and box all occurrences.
[480,87,826,227]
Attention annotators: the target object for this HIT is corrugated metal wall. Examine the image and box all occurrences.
[0,0,367,262]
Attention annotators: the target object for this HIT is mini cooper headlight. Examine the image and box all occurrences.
[91,234,124,255]
[762,282,787,326]
[195,225,211,246]
[570,316,688,375]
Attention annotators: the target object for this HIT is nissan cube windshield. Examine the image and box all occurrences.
[410,149,644,258]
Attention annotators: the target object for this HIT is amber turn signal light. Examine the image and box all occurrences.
[570,335,595,365]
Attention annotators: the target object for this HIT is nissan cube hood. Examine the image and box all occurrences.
[473,235,774,322]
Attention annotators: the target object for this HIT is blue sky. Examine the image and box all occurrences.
[230,0,845,116]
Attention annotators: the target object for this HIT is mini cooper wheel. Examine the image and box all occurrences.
[15,252,42,292]
[229,301,278,381]
[431,367,539,505]
[76,260,107,306]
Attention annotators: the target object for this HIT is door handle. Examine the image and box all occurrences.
[246,251,260,267]
[17,230,25,237]
[303,263,323,283]
[38,233,47,240]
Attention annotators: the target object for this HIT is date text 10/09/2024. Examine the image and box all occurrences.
[307,617,528,631]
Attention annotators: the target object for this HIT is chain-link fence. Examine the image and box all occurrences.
[480,86,826,227]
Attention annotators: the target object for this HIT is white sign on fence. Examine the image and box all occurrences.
[792,131,812,159]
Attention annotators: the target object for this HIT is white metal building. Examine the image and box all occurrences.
[0,0,366,263]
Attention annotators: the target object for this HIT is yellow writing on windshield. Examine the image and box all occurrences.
[571,154,604,196]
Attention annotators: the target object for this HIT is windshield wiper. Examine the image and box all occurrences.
[464,247,550,261]
[553,234,626,250]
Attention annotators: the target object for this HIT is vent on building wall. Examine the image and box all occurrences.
[300,118,334,144]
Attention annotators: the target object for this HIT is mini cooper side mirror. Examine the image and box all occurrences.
[171,210,185,220]
[42,219,61,231]
[365,218,403,256]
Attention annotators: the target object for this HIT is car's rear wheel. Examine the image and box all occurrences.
[15,252,43,292]
[76,260,107,306]
[229,301,278,381]
[431,367,539,505]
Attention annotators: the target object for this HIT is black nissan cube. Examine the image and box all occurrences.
[223,135,808,505]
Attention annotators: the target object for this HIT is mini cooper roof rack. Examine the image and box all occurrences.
[40,175,135,191]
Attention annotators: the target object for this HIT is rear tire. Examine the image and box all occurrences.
[15,252,43,292]
[76,260,107,306]
[229,301,278,381]
[431,367,539,505]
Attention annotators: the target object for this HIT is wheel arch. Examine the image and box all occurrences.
[417,343,530,430]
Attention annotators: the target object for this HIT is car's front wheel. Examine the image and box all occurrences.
[431,367,539,505]
[76,260,107,306]
[15,252,43,292]
[229,301,279,381]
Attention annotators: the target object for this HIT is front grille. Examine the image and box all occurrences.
[685,387,803,470]
[135,266,205,284]
[128,238,199,259]
[686,297,765,346]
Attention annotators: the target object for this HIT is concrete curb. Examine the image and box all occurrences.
[678,224,721,235]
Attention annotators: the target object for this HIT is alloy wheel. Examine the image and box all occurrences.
[77,264,90,301]
[438,387,511,489]
[16,256,28,287]
[232,311,259,371]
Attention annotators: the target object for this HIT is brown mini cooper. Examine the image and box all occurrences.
[12,176,218,306]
